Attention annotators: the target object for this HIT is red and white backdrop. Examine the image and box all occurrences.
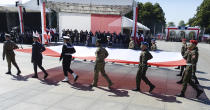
[59,12,122,36]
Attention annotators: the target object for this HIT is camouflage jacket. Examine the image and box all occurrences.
[95,46,109,63]
[183,47,198,65]
[181,43,187,56]
[3,40,18,58]
[139,50,153,66]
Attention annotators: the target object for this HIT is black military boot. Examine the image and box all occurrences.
[5,71,11,75]
[44,73,48,79]
[176,80,183,84]
[149,85,155,93]
[196,89,203,98]
[177,91,185,97]
[132,88,140,92]
[17,70,21,76]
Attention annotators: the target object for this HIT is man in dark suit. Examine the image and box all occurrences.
[31,35,48,79]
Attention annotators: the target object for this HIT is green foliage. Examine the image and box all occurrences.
[178,20,185,27]
[188,0,210,34]
[125,2,166,34]
[168,22,175,27]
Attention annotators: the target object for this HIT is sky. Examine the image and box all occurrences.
[0,0,203,26]
[137,0,203,26]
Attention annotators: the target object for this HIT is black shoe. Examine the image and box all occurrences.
[196,90,203,98]
[195,81,200,85]
[89,84,97,88]
[5,71,11,75]
[44,74,48,79]
[176,80,183,84]
[74,75,79,82]
[132,88,140,91]
[32,75,38,78]
[17,70,21,75]
[149,85,155,93]
[176,74,182,76]
[175,67,180,69]
[177,93,185,97]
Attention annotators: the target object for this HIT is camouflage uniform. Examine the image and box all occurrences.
[150,43,157,51]
[178,43,188,76]
[191,47,199,84]
[128,40,135,49]
[92,46,112,87]
[3,40,21,74]
[135,49,154,91]
[180,49,202,97]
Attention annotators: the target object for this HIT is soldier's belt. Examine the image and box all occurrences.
[64,53,72,55]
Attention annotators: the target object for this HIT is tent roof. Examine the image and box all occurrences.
[46,0,133,15]
[122,17,150,31]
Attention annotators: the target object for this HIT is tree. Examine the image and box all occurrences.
[187,0,210,34]
[178,20,185,27]
[168,22,175,27]
[125,2,166,35]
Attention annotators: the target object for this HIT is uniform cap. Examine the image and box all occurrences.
[107,36,110,38]
[142,42,149,46]
[5,33,11,38]
[63,36,70,39]
[190,40,198,45]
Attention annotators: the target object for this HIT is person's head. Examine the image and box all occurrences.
[141,42,148,50]
[189,40,198,50]
[151,39,156,44]
[182,38,186,44]
[33,36,39,42]
[130,37,134,41]
[5,34,11,40]
[63,36,70,43]
[96,39,102,47]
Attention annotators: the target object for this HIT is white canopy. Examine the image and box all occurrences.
[46,0,133,15]
[122,17,150,31]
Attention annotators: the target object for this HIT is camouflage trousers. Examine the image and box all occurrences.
[6,54,20,72]
[92,62,112,86]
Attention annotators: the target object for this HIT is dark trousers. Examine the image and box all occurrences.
[180,65,186,75]
[62,56,74,77]
[33,60,48,76]
[136,65,154,89]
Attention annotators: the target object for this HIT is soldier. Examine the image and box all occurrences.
[177,40,203,98]
[133,42,155,92]
[192,46,199,84]
[128,37,135,49]
[150,39,157,51]
[90,40,113,88]
[2,34,21,75]
[60,36,79,82]
[31,35,48,79]
[177,38,188,76]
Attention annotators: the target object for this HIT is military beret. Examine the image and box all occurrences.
[190,40,198,45]
[142,42,149,46]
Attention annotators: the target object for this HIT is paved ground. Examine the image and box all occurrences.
[0,41,210,110]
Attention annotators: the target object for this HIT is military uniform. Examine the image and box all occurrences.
[60,41,78,82]
[128,40,135,49]
[92,46,112,87]
[31,41,48,79]
[191,47,199,84]
[133,47,155,92]
[178,45,203,98]
[3,39,21,75]
[151,43,157,51]
[177,43,188,76]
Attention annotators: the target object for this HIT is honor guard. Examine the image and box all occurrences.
[133,42,155,92]
[177,38,188,76]
[91,39,113,88]
[60,36,79,82]
[177,40,203,98]
[31,35,48,79]
[2,34,21,75]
